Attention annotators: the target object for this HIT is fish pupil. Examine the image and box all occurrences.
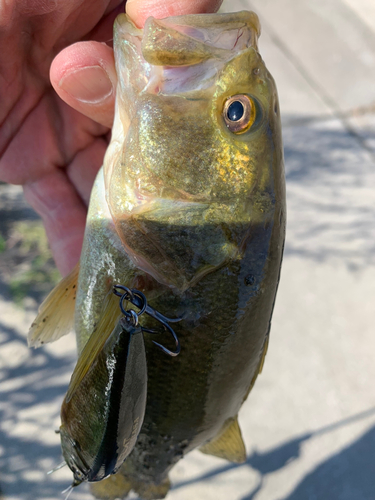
[227,101,244,122]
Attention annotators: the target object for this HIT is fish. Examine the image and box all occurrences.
[28,10,286,500]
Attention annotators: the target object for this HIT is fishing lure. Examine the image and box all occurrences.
[60,287,181,488]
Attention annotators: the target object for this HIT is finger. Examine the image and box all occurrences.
[66,137,108,205]
[0,88,106,186]
[126,0,223,27]
[104,0,126,16]
[90,1,126,44]
[50,41,117,129]
[2,88,106,275]
[24,169,87,276]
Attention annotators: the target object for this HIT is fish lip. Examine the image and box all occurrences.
[114,11,261,52]
[113,11,261,97]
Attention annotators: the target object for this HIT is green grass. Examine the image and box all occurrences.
[0,233,6,253]
[8,221,61,304]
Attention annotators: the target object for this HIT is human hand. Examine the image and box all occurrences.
[0,0,223,276]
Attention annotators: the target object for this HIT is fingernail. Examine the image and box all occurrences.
[59,66,113,104]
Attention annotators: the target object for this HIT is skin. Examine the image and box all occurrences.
[0,0,223,276]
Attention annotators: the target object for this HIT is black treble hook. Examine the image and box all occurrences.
[113,285,182,356]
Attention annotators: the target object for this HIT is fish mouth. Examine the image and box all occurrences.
[111,197,246,291]
[114,11,261,95]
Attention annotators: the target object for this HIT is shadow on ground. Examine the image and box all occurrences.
[0,320,76,499]
[283,425,375,499]
[172,408,375,500]
[282,118,375,268]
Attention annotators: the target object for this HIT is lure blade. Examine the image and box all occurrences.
[60,316,147,485]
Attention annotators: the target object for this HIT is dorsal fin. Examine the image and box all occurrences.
[200,416,246,463]
[28,263,79,348]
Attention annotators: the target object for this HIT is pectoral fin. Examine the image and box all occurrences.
[28,263,79,348]
[65,291,122,402]
[200,416,246,463]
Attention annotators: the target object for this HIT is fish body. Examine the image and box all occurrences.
[29,10,285,500]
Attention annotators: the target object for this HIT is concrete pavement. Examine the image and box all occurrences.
[1,1,375,499]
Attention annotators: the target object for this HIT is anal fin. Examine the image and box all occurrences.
[90,474,131,499]
[200,416,246,463]
[28,263,79,348]
[133,477,171,500]
[90,473,170,500]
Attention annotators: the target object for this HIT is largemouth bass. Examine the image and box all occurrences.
[29,10,285,500]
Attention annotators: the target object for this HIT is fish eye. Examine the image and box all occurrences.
[223,95,256,134]
[227,100,244,121]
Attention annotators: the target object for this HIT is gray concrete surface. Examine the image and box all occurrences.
[1,0,375,499]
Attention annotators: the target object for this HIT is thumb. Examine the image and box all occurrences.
[50,41,117,129]
[50,0,224,128]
